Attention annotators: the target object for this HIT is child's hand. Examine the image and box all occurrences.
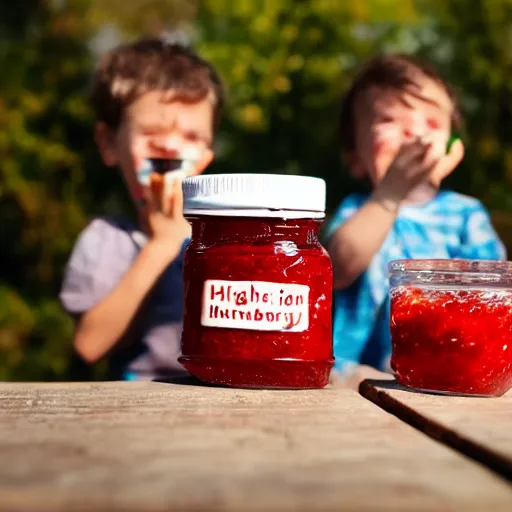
[375,138,439,204]
[429,137,464,187]
[140,173,191,250]
[375,136,464,206]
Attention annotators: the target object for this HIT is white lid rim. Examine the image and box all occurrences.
[183,173,327,215]
[184,208,325,219]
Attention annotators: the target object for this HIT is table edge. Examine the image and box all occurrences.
[359,380,512,484]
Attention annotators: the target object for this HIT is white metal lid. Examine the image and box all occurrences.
[183,173,326,218]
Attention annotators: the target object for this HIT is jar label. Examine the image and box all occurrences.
[201,279,309,332]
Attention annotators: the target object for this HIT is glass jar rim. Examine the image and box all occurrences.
[389,259,512,275]
[389,259,512,288]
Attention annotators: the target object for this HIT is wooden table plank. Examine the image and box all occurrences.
[0,381,510,512]
[360,379,512,482]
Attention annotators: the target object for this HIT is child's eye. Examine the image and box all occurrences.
[377,116,394,124]
[138,126,163,136]
[184,130,211,146]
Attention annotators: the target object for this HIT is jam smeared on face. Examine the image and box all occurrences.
[390,286,512,396]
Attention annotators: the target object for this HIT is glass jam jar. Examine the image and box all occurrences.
[179,174,333,389]
[389,259,512,396]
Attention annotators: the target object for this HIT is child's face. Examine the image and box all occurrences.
[95,90,215,204]
[351,75,454,185]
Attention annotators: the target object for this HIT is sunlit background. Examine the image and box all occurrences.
[1,0,511,380]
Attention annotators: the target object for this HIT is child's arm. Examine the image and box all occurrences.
[72,238,181,363]
[327,140,431,289]
[65,176,189,363]
[327,138,464,289]
[327,194,399,290]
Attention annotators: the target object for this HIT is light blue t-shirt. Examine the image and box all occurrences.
[324,190,506,373]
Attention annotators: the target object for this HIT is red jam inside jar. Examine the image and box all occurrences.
[389,259,512,396]
[179,174,333,389]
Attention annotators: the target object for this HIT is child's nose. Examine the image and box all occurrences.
[151,133,183,155]
[403,112,427,140]
[403,127,415,140]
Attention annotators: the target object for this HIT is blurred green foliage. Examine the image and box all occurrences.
[0,0,93,380]
[1,0,512,380]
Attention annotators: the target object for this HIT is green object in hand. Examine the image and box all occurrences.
[446,135,460,153]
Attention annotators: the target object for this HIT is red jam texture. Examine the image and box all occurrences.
[179,216,333,389]
[391,286,512,396]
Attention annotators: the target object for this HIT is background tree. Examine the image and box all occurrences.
[0,0,94,380]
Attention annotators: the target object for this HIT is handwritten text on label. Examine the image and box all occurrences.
[201,279,309,332]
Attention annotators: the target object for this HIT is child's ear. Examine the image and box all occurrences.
[95,122,118,167]
[195,147,214,175]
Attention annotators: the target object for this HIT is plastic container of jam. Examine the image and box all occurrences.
[389,259,512,396]
[179,174,333,389]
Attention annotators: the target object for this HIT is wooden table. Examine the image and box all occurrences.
[360,379,512,482]
[0,381,511,511]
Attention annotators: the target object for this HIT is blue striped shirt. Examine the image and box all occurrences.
[324,190,506,373]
